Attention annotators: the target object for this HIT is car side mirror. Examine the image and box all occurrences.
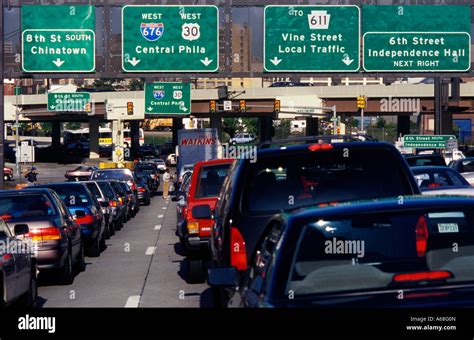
[208,267,238,287]
[100,201,109,208]
[14,224,29,236]
[75,210,86,218]
[192,204,212,219]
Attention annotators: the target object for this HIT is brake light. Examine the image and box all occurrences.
[187,221,199,234]
[308,143,333,152]
[415,216,429,257]
[393,270,452,283]
[0,214,12,221]
[428,183,441,188]
[118,197,124,205]
[76,214,95,225]
[0,253,13,266]
[26,227,61,241]
[128,181,137,191]
[230,227,247,271]
[109,200,117,207]
[138,187,146,193]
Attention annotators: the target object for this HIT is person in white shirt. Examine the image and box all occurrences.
[162,169,171,199]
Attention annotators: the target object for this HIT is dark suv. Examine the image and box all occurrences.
[209,141,420,305]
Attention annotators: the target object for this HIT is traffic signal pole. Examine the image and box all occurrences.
[0,1,4,189]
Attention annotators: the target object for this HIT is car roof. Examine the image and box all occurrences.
[194,158,234,169]
[404,153,443,158]
[0,188,55,196]
[411,166,455,171]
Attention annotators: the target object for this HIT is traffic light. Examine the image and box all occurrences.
[239,100,246,113]
[274,99,281,113]
[84,102,92,113]
[356,95,366,109]
[209,100,216,113]
[127,102,134,115]
[337,127,341,134]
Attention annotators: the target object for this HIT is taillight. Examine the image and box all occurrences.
[428,183,441,188]
[308,143,333,152]
[26,227,61,241]
[128,181,137,191]
[138,187,146,193]
[76,214,95,225]
[0,253,13,266]
[393,270,452,283]
[230,227,247,271]
[187,221,199,234]
[0,214,12,221]
[416,216,429,257]
[109,200,117,207]
[118,197,124,205]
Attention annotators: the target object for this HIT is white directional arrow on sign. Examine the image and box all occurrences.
[49,105,55,110]
[147,107,153,111]
[127,57,141,67]
[52,58,65,67]
[269,57,282,66]
[200,57,213,66]
[342,56,354,66]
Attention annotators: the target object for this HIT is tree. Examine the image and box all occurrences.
[274,119,291,139]
[241,118,258,135]
[376,117,386,128]
[222,118,240,137]
[64,122,82,130]
[129,78,144,91]
[92,79,118,92]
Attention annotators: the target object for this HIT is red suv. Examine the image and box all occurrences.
[176,159,233,283]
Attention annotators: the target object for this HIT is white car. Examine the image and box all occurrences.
[144,157,167,172]
[229,133,256,144]
[412,166,474,197]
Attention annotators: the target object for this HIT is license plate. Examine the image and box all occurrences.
[437,223,459,233]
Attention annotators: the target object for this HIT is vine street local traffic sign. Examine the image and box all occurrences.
[21,5,95,72]
[47,93,91,112]
[363,5,471,72]
[403,135,457,148]
[122,5,218,72]
[264,5,360,72]
[145,83,191,114]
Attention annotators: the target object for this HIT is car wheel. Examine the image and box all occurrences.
[104,222,111,239]
[188,259,206,284]
[100,233,106,251]
[87,236,101,257]
[75,243,86,273]
[144,199,151,206]
[59,250,74,285]
[19,265,38,308]
[109,222,116,236]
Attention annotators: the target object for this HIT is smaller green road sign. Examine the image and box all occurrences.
[145,83,191,115]
[403,135,457,148]
[48,92,91,112]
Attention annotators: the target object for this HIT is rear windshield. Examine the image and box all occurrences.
[194,164,231,198]
[119,182,132,194]
[110,182,126,196]
[243,149,413,214]
[0,194,56,218]
[288,207,474,296]
[97,182,115,199]
[86,183,102,199]
[406,156,446,166]
[91,170,133,181]
[45,185,92,207]
[413,169,469,189]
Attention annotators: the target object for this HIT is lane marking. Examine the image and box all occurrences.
[162,207,167,210]
[158,214,164,218]
[125,295,141,308]
[154,225,162,230]
[146,246,156,255]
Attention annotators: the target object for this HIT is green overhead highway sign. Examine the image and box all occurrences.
[122,5,219,72]
[47,93,91,112]
[363,5,471,72]
[264,5,360,72]
[21,5,95,72]
[145,83,191,115]
[403,135,457,148]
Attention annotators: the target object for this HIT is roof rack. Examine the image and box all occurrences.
[258,134,378,149]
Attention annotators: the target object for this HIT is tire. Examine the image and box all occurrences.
[188,259,206,284]
[100,233,106,251]
[59,250,73,285]
[104,222,111,240]
[18,265,38,308]
[75,143,84,151]
[75,243,86,273]
[144,199,151,206]
[109,222,116,236]
[87,236,101,257]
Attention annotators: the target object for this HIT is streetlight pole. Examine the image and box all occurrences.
[15,79,21,178]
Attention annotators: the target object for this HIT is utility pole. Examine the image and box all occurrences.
[0,1,4,189]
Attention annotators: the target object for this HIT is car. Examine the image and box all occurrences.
[176,159,233,283]
[134,162,160,194]
[82,181,115,238]
[3,167,13,181]
[31,183,106,257]
[109,181,132,223]
[118,181,140,217]
[166,154,177,167]
[449,157,474,185]
[403,153,447,167]
[0,218,37,307]
[229,133,256,145]
[412,166,474,196]
[209,196,474,308]
[0,189,85,285]
[209,141,421,305]
[65,166,98,182]
[144,158,167,173]
[95,180,126,231]
[136,176,151,206]
[174,170,193,228]
[138,144,159,158]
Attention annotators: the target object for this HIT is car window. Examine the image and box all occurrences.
[415,169,469,188]
[462,161,474,173]
[0,218,12,240]
[243,149,413,215]
[194,164,231,198]
[91,170,133,181]
[0,194,55,219]
[86,183,102,199]
[97,182,115,200]
[45,185,92,207]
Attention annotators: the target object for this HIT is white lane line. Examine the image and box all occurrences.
[162,207,167,210]
[146,246,156,255]
[154,225,162,230]
[125,295,141,308]
[158,214,164,218]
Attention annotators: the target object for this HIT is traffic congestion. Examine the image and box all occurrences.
[1,135,474,310]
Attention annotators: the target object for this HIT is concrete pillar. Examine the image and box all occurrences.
[89,118,100,159]
[51,121,61,149]
[130,121,140,159]
[441,112,453,135]
[172,118,184,148]
[397,115,411,138]
[259,115,273,142]
[305,117,319,136]
[209,115,222,142]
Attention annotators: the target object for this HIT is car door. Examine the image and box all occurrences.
[53,193,80,256]
[0,223,19,302]
[10,226,32,298]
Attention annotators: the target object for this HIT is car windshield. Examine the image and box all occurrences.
[97,182,115,200]
[195,164,231,198]
[85,183,102,199]
[288,207,474,297]
[91,170,133,181]
[0,194,55,219]
[243,149,413,214]
[42,185,92,207]
[413,169,469,189]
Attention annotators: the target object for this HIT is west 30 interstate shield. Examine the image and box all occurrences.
[140,23,164,42]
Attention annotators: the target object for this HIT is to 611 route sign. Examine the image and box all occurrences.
[264,5,360,72]
[122,5,219,72]
[21,5,95,72]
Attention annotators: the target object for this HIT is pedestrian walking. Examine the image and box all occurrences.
[24,166,38,186]
[162,169,171,199]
